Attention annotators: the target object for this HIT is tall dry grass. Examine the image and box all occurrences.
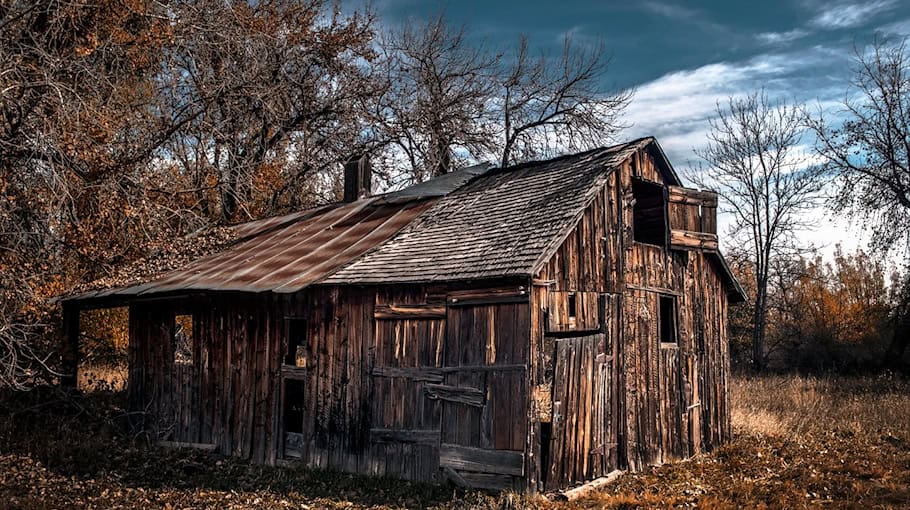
[731,373,910,440]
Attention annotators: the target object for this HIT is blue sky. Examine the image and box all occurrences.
[367,0,910,259]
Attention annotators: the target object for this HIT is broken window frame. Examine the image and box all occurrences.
[631,177,669,247]
[284,317,309,367]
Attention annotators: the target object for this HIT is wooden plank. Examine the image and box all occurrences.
[374,303,446,320]
[447,287,529,306]
[425,383,485,407]
[558,469,624,501]
[439,444,525,476]
[372,366,445,383]
[667,186,718,207]
[369,428,439,444]
[158,440,218,452]
[670,229,719,251]
[460,472,515,491]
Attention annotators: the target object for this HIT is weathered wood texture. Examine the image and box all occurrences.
[126,280,531,490]
[531,145,732,490]
[122,143,732,494]
[128,293,284,464]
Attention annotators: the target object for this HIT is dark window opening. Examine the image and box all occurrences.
[174,314,194,365]
[284,379,306,434]
[659,295,678,345]
[285,318,308,366]
[632,177,667,246]
[567,293,577,319]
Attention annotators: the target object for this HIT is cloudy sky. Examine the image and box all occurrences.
[370,0,910,259]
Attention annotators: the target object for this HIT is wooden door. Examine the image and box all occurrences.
[437,302,528,491]
[545,328,620,489]
[624,289,660,469]
[624,289,685,468]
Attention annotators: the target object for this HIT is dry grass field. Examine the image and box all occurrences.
[1,374,908,509]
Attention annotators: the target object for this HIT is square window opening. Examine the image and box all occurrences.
[174,314,194,365]
[567,293,577,319]
[285,318,308,367]
[632,177,667,246]
[659,295,678,345]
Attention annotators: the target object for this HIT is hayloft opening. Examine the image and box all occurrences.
[173,314,194,365]
[632,177,667,246]
[659,295,678,345]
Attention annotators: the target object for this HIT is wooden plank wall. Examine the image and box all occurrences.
[532,166,625,491]
[622,146,731,469]
[531,145,732,489]
[124,144,732,493]
[128,281,534,489]
[128,293,284,464]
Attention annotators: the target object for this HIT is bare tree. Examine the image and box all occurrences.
[807,40,910,364]
[692,91,824,370]
[375,16,499,181]
[158,0,381,222]
[376,17,631,179]
[495,36,631,167]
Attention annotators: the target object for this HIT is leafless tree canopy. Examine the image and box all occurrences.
[808,40,910,256]
[375,17,631,179]
[375,16,498,182]
[691,91,824,370]
[496,36,631,168]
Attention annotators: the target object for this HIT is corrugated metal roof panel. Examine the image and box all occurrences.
[86,197,434,298]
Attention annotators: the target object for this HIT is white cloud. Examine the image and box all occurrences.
[877,17,910,36]
[756,28,810,45]
[809,0,897,30]
[621,47,867,257]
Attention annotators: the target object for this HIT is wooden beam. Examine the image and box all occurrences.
[439,444,525,476]
[60,302,80,389]
[447,286,529,306]
[424,384,485,407]
[374,303,446,320]
[667,186,718,207]
[158,440,218,452]
[372,366,445,382]
[370,428,439,444]
[556,469,624,501]
[670,229,718,251]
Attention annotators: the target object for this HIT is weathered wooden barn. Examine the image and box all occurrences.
[62,137,745,492]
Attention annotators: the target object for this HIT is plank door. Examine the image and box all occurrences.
[437,302,528,491]
[369,311,446,482]
[545,329,619,489]
[624,289,685,468]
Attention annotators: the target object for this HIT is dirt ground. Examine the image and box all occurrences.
[1,374,908,509]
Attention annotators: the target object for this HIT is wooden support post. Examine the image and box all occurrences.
[61,302,80,389]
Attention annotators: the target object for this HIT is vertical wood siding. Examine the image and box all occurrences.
[532,145,732,490]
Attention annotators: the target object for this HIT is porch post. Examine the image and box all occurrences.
[61,301,80,389]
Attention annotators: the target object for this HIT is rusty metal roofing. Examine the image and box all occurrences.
[68,197,434,300]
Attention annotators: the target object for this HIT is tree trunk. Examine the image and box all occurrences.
[751,282,767,371]
[882,313,909,369]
